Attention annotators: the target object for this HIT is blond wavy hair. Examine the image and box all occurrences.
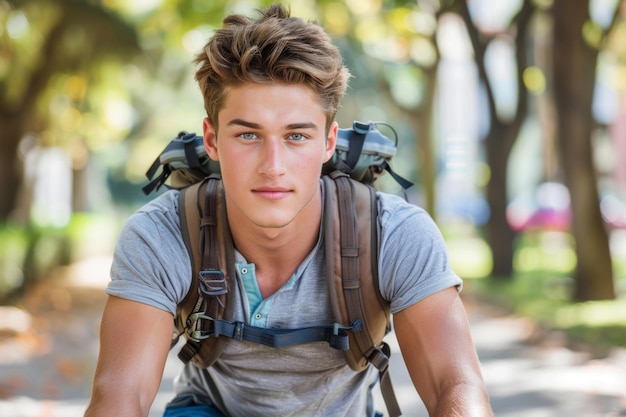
[194,3,350,131]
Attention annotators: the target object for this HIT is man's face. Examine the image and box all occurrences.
[203,83,337,231]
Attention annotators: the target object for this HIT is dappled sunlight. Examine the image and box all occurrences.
[514,231,577,274]
[523,66,547,95]
[556,300,626,328]
[0,256,107,415]
[0,306,44,365]
[610,229,626,280]
[103,0,163,16]
[445,233,493,279]
[443,227,579,279]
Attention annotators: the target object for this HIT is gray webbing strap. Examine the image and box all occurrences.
[187,315,352,350]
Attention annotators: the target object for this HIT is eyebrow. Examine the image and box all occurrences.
[226,119,319,131]
[227,119,261,129]
[285,122,318,130]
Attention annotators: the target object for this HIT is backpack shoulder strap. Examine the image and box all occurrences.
[175,174,236,368]
[322,171,401,417]
[175,175,354,360]
[177,170,401,416]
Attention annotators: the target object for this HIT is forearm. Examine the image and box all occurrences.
[394,290,494,416]
[85,375,156,417]
[85,399,144,417]
[85,394,148,417]
[431,382,493,417]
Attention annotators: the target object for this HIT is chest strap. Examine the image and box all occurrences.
[187,313,356,350]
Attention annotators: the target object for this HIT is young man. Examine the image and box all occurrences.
[85,4,493,417]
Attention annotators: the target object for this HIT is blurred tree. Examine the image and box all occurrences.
[2,0,622,304]
[320,0,540,280]
[315,0,451,217]
[0,0,141,221]
[448,0,621,301]
[454,0,536,278]
[552,0,618,300]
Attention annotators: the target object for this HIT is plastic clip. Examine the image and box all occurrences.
[188,312,214,341]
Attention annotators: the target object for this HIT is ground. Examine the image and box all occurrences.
[1,256,625,416]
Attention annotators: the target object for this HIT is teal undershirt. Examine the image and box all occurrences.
[236,261,263,318]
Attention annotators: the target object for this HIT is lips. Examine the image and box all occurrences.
[252,187,292,200]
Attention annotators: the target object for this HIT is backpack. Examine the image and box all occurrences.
[143,121,413,417]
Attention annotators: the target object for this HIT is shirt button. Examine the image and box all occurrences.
[254,313,262,320]
[241,267,248,274]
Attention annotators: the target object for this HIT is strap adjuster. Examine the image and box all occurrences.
[199,269,227,297]
[233,321,245,341]
[367,342,391,372]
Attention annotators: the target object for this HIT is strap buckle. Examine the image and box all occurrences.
[187,312,215,341]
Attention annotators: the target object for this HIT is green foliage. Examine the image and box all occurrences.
[472,271,626,355]
[0,225,29,299]
[0,222,70,301]
[65,212,120,259]
[0,212,118,303]
[442,223,494,279]
[448,229,626,355]
[513,230,577,275]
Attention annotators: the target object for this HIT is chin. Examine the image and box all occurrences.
[249,212,295,229]
[252,219,292,229]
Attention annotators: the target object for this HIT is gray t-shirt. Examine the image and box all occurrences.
[106,186,462,417]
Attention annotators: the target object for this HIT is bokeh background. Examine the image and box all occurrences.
[1,0,626,416]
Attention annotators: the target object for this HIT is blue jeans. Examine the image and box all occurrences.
[163,394,226,417]
[163,393,384,417]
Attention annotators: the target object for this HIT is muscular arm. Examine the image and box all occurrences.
[394,287,493,417]
[85,295,174,417]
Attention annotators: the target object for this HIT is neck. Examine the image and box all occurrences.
[227,193,322,298]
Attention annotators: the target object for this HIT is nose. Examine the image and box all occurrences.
[259,138,287,178]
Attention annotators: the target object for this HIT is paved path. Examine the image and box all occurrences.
[1,257,625,416]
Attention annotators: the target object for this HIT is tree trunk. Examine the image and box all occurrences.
[552,0,615,300]
[485,124,517,278]
[0,116,24,220]
[376,64,439,217]
[456,0,535,278]
[418,65,438,217]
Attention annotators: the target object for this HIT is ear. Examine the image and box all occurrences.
[203,117,219,161]
[323,121,338,163]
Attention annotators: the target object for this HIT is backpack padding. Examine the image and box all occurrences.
[176,176,236,368]
[323,173,401,417]
[170,168,213,190]
[175,181,203,338]
[323,172,390,370]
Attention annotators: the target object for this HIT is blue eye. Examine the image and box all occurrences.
[240,132,257,140]
[289,133,306,141]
